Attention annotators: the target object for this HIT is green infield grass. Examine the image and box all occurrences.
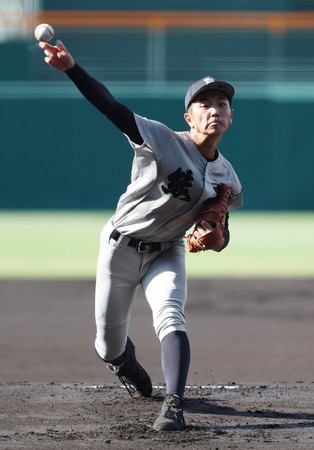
[0,211,313,279]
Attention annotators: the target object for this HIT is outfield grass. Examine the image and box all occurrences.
[0,211,313,279]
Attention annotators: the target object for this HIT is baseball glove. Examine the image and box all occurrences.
[186,184,233,253]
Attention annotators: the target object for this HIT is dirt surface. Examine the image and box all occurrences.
[1,278,314,449]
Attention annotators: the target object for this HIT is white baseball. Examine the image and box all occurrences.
[34,23,54,42]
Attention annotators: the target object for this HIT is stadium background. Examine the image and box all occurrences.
[1,9,314,445]
[1,0,314,211]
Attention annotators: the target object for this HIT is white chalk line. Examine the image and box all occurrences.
[86,384,239,390]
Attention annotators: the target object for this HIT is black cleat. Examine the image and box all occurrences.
[153,394,185,431]
[107,337,152,397]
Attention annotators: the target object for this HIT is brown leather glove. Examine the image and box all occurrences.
[186,185,233,253]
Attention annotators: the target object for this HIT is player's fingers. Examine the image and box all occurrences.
[44,48,54,58]
[56,39,66,51]
[44,52,58,65]
[39,41,55,51]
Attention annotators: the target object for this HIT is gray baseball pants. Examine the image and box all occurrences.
[94,219,187,362]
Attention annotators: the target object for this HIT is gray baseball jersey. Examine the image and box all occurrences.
[113,114,243,241]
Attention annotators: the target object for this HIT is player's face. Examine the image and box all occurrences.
[184,90,233,137]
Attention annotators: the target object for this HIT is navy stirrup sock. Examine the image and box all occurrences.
[161,330,190,399]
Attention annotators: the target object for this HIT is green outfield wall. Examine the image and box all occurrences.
[40,1,303,12]
[1,90,313,211]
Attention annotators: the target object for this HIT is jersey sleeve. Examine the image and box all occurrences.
[219,156,243,212]
[131,114,177,159]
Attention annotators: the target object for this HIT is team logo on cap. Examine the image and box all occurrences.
[203,77,215,84]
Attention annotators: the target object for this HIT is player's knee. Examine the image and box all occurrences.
[94,337,124,362]
[154,303,186,342]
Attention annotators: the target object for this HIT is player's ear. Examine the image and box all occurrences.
[184,112,193,128]
[229,108,234,125]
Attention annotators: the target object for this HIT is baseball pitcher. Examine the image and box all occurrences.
[39,39,243,431]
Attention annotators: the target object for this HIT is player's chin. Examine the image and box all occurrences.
[206,124,223,134]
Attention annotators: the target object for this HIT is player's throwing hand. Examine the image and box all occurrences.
[39,40,75,72]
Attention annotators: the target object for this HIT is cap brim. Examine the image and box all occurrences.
[186,82,234,110]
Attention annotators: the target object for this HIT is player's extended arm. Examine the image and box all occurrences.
[39,40,143,145]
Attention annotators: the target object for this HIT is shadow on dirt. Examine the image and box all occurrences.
[185,396,314,431]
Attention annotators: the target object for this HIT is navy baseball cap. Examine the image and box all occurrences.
[185,76,235,111]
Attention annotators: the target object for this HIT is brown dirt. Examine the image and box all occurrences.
[1,279,314,449]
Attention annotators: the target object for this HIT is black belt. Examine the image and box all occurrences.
[110,229,161,253]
